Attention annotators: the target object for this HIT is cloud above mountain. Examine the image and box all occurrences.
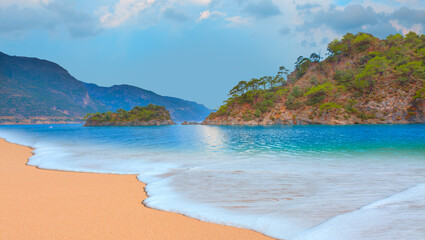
[1,0,425,108]
[0,1,101,37]
[297,3,425,39]
[1,0,424,39]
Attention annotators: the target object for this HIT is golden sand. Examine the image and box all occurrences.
[0,139,273,240]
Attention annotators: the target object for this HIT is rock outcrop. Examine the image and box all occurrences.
[204,32,425,125]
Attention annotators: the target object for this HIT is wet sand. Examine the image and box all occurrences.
[0,139,273,240]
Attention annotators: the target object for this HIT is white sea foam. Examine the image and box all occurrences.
[1,125,425,240]
[293,184,425,240]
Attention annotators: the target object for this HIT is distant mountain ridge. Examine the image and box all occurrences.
[0,51,211,124]
[83,83,210,123]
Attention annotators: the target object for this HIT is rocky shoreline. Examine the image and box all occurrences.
[203,98,425,125]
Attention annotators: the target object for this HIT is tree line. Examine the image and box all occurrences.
[228,52,323,98]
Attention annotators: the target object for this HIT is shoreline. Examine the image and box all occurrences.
[3,122,425,126]
[0,138,273,240]
[0,121,84,125]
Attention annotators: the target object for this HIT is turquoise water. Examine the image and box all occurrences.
[1,124,424,239]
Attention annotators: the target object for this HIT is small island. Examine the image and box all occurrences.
[84,104,175,126]
[181,121,201,125]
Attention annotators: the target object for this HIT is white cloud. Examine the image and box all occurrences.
[0,0,51,8]
[0,1,102,38]
[199,10,210,20]
[393,0,424,7]
[198,9,226,21]
[225,16,249,27]
[99,0,156,28]
[363,0,399,14]
[179,0,211,5]
[390,20,423,34]
[166,0,211,8]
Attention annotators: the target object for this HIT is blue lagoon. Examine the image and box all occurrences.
[1,124,424,240]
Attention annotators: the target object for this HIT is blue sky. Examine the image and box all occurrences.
[1,0,425,108]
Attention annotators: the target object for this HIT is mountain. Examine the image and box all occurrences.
[0,51,211,124]
[83,83,210,123]
[204,32,425,125]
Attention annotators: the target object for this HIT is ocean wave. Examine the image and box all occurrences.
[1,124,425,239]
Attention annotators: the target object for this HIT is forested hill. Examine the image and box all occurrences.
[84,104,175,126]
[0,52,211,124]
[83,83,210,123]
[204,32,425,125]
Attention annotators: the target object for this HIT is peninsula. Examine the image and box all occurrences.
[204,32,425,125]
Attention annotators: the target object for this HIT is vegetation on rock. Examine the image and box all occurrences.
[84,104,175,126]
[205,32,425,125]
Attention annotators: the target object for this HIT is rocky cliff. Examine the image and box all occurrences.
[204,32,425,125]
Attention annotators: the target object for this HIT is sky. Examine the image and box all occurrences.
[1,0,425,109]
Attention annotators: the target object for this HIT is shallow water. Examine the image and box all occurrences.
[1,124,424,240]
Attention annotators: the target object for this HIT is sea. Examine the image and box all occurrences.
[0,124,424,240]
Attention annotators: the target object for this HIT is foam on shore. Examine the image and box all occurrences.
[1,124,425,239]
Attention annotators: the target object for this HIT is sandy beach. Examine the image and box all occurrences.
[0,138,272,240]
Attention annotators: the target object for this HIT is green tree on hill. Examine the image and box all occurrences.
[85,104,173,126]
[310,53,321,62]
[354,56,389,91]
[295,57,311,79]
[385,33,404,47]
[208,32,425,123]
[396,61,425,84]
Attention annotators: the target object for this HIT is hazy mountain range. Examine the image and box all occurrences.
[0,51,211,124]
